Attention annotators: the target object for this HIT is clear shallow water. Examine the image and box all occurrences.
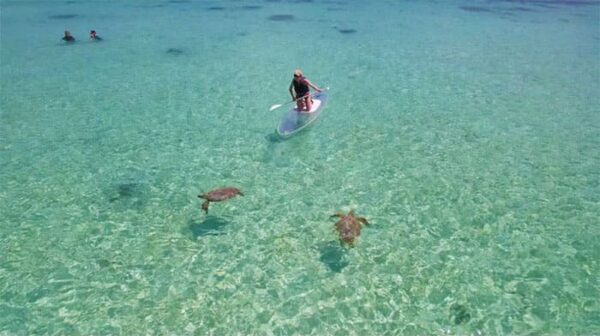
[1,0,599,334]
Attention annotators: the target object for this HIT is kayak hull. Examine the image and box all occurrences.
[276,91,328,138]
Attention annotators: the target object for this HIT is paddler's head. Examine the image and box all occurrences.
[293,69,303,79]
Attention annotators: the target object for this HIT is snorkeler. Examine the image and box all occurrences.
[62,30,75,42]
[89,30,102,41]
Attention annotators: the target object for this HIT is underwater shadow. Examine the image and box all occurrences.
[188,216,230,239]
[106,180,149,210]
[265,132,283,143]
[261,132,293,169]
[318,241,349,273]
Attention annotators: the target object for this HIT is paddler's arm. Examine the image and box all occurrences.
[306,80,322,92]
[289,82,296,99]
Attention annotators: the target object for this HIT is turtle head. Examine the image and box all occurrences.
[340,236,355,247]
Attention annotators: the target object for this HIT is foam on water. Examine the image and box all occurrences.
[1,0,599,334]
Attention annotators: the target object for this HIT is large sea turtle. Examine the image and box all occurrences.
[198,187,243,213]
[331,210,369,247]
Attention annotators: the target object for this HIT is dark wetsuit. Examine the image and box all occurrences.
[292,77,310,98]
[62,36,75,42]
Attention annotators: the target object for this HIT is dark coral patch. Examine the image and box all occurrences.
[241,5,262,10]
[116,182,139,198]
[564,0,598,5]
[49,14,78,19]
[107,180,149,210]
[459,6,492,12]
[491,0,598,7]
[450,303,471,325]
[534,0,597,5]
[268,14,294,21]
[506,6,536,11]
[166,48,183,55]
[337,28,356,34]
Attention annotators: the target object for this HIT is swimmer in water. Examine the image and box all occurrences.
[89,30,102,41]
[62,30,75,42]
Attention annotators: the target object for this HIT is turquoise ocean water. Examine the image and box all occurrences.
[1,0,599,334]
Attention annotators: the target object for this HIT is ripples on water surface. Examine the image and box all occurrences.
[1,0,599,334]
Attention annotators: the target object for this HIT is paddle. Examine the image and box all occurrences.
[269,87,329,112]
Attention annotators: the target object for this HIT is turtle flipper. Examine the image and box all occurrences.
[330,212,344,219]
[201,200,210,213]
[358,217,369,225]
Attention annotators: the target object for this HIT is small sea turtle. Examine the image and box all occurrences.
[198,187,243,213]
[331,210,369,247]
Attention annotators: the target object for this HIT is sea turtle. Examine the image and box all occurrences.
[198,187,243,213]
[331,210,369,247]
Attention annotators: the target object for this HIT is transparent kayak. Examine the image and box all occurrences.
[276,91,328,138]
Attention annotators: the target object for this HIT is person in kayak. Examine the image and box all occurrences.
[289,69,322,111]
